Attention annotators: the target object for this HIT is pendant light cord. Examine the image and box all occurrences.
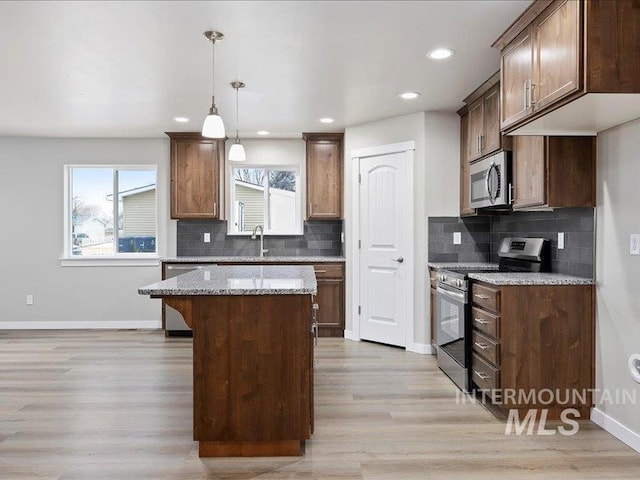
[235,85,240,139]
[211,38,215,103]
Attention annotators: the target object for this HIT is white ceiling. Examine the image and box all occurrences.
[0,1,530,138]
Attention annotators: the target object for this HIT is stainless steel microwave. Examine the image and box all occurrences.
[469,151,512,209]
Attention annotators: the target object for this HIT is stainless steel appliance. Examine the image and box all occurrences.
[435,237,550,391]
[469,151,512,209]
[163,263,216,336]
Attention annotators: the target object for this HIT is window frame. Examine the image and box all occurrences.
[228,164,303,236]
[62,164,159,265]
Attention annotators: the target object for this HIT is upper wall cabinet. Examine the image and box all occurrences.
[463,73,512,164]
[495,0,640,135]
[459,112,476,217]
[303,133,343,220]
[166,132,224,219]
[512,135,595,209]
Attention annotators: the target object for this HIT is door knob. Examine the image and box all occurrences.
[392,257,404,263]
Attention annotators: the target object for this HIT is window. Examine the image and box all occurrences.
[64,166,158,258]
[229,166,301,235]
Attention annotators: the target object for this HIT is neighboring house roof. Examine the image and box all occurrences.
[234,179,293,195]
[106,183,156,200]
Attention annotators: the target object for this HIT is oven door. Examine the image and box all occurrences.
[436,284,467,367]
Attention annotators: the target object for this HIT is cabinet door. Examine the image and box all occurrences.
[459,113,475,217]
[482,84,501,155]
[316,278,345,337]
[501,28,534,129]
[467,99,484,162]
[171,139,220,219]
[513,136,546,209]
[533,0,581,111]
[306,136,343,219]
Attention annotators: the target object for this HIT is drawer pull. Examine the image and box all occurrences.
[314,269,327,273]
[474,342,490,350]
[474,318,490,325]
[474,370,489,380]
[474,294,490,300]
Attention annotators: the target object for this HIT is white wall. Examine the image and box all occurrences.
[0,137,174,326]
[344,111,459,350]
[594,117,640,449]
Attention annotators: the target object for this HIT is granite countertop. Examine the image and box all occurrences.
[428,262,500,271]
[161,256,345,264]
[468,272,595,286]
[139,265,317,296]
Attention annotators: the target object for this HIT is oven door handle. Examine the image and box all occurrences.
[436,285,466,302]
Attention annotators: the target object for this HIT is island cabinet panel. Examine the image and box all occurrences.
[304,132,343,219]
[167,132,224,219]
[166,294,313,457]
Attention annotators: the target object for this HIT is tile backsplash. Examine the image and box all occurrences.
[428,207,595,277]
[177,220,343,257]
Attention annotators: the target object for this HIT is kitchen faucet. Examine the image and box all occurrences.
[251,225,269,258]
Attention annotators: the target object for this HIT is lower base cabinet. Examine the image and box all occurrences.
[471,281,594,420]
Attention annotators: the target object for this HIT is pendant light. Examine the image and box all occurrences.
[228,81,246,162]
[202,30,225,138]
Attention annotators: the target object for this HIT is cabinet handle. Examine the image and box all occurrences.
[474,370,489,380]
[523,81,528,110]
[314,269,327,274]
[480,134,483,152]
[213,202,217,217]
[308,202,313,216]
[477,135,481,154]
[474,318,490,325]
[529,79,536,106]
[474,342,490,350]
[474,294,490,300]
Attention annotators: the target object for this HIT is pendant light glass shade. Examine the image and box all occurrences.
[228,140,246,162]
[202,31,225,139]
[228,80,246,161]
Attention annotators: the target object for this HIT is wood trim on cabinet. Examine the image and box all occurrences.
[463,71,501,105]
[492,0,555,50]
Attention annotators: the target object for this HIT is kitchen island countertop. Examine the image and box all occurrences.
[139,265,317,296]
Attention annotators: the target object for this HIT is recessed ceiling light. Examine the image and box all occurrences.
[256,130,270,136]
[174,116,190,123]
[427,48,454,60]
[319,117,334,124]
[399,92,421,100]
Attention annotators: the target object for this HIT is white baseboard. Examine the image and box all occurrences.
[343,329,358,341]
[591,407,640,454]
[407,342,435,355]
[0,321,162,330]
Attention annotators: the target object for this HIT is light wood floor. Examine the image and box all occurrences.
[1,330,639,479]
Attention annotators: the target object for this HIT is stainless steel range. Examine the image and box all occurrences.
[435,237,550,391]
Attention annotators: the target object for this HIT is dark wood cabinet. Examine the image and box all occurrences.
[167,132,224,219]
[496,0,640,133]
[467,82,506,161]
[471,280,594,419]
[458,112,476,217]
[512,135,595,209]
[303,132,343,219]
[313,263,345,338]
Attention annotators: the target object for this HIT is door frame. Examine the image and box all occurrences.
[350,141,415,350]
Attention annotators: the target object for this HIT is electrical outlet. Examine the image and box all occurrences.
[453,232,462,245]
[26,295,34,305]
[630,234,640,255]
[558,232,565,250]
[204,233,211,243]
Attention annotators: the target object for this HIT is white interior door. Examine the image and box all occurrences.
[358,150,412,347]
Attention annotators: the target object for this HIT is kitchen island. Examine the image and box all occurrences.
[139,265,317,457]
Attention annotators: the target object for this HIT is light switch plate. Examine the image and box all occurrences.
[558,232,565,250]
[631,234,640,255]
[204,233,211,243]
[453,232,462,245]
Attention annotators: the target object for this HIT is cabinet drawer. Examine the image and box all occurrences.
[312,264,343,279]
[472,330,500,366]
[471,307,500,338]
[471,283,501,312]
[472,353,500,391]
